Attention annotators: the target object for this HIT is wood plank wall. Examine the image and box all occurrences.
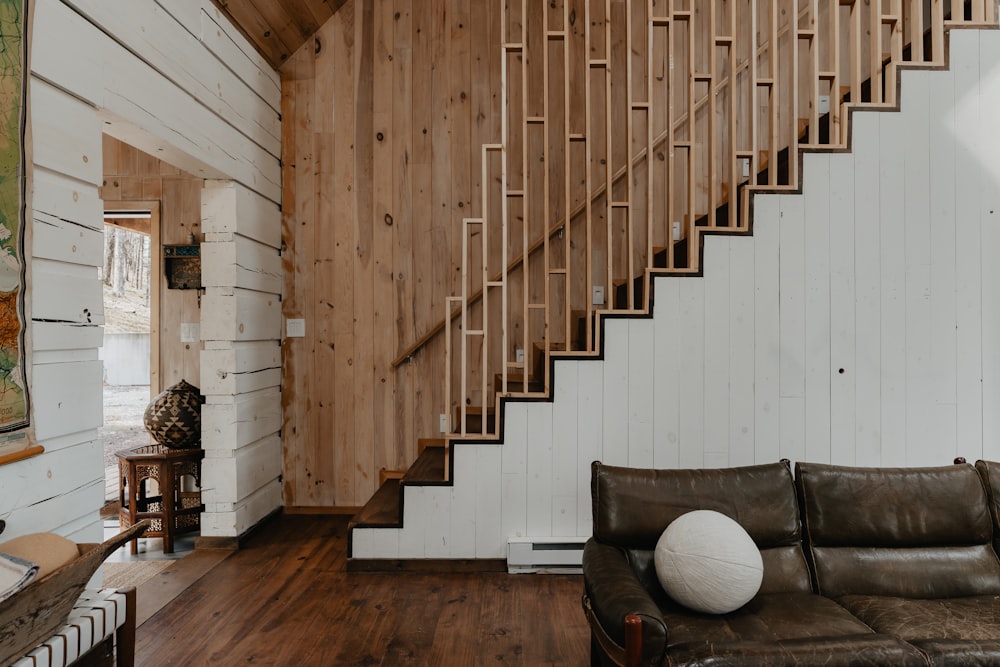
[100,136,203,394]
[281,0,503,507]
[354,26,1000,556]
[1,0,282,542]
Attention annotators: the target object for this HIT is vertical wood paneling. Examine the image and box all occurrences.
[828,147,856,465]
[576,359,603,536]
[282,0,504,507]
[525,402,553,536]
[803,153,831,465]
[878,111,907,465]
[852,112,882,466]
[753,195,781,464]
[627,321,655,467]
[372,0,396,480]
[779,195,806,463]
[601,319,630,465]
[677,279,705,467]
[474,445,504,557]
[978,32,1000,460]
[928,56,960,464]
[729,235,756,467]
[902,72,934,465]
[500,402,528,540]
[652,278,681,469]
[952,30,983,461]
[703,237,731,465]
[450,446,477,557]
[551,360,579,536]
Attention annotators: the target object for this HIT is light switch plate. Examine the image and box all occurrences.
[286,318,306,338]
[180,323,200,343]
[592,286,605,306]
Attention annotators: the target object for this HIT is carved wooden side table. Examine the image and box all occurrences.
[116,444,204,554]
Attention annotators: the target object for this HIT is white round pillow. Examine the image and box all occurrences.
[654,509,763,614]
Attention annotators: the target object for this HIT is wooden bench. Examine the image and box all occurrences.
[9,587,136,667]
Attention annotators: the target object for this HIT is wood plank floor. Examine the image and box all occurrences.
[135,515,591,665]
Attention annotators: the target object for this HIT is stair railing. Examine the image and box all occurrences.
[445,0,996,438]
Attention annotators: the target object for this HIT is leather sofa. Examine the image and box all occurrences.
[582,459,1000,666]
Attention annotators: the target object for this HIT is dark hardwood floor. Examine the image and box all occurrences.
[136,515,591,665]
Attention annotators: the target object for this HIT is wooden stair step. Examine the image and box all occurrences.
[402,446,447,484]
[417,437,447,453]
[349,479,401,529]
[495,373,545,393]
[454,405,498,434]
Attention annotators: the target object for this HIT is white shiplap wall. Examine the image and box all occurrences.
[353,26,1000,559]
[0,0,282,542]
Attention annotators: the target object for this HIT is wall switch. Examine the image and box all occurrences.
[180,323,200,343]
[818,95,830,114]
[741,158,751,178]
[516,348,525,363]
[286,318,306,338]
[592,286,605,306]
[439,413,448,433]
[672,221,682,241]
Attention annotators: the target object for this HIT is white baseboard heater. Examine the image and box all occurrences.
[507,536,589,574]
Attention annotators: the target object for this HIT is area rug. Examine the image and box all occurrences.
[102,560,174,590]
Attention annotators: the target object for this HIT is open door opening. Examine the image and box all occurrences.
[99,201,157,504]
[97,136,206,557]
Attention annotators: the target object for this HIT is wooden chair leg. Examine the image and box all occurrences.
[625,614,642,667]
[116,587,137,667]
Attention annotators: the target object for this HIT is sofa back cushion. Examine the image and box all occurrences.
[975,460,1000,555]
[796,462,1000,598]
[591,461,811,594]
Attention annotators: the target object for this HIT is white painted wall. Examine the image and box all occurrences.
[1,0,282,542]
[353,26,1000,559]
[200,181,282,537]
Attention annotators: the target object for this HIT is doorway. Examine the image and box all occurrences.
[99,200,159,501]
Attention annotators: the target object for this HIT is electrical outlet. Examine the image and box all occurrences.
[672,221,682,241]
[592,286,605,306]
[516,348,525,363]
[818,95,830,114]
[439,413,448,433]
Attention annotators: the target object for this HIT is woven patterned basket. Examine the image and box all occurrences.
[143,379,204,449]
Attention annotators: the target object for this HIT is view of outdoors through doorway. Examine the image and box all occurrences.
[99,209,152,501]
[97,134,207,509]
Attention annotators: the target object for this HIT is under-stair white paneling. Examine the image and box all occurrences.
[353,27,1000,560]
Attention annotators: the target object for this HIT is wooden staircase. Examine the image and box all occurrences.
[349,0,998,560]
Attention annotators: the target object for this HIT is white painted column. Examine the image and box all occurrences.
[200,181,283,537]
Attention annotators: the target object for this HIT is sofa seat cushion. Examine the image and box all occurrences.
[838,594,1000,664]
[665,635,928,666]
[658,593,928,665]
[662,592,886,646]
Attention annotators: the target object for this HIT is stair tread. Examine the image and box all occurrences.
[403,446,447,484]
[417,437,447,450]
[350,479,401,528]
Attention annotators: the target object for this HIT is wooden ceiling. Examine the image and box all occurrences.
[210,0,347,70]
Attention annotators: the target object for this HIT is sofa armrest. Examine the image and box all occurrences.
[582,538,667,666]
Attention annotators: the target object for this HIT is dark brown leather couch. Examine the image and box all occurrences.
[582,459,1000,666]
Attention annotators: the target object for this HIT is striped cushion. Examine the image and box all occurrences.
[10,589,128,667]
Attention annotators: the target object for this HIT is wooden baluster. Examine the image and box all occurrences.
[932,0,943,64]
[585,0,595,347]
[726,0,738,227]
[871,0,884,104]
[605,0,614,308]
